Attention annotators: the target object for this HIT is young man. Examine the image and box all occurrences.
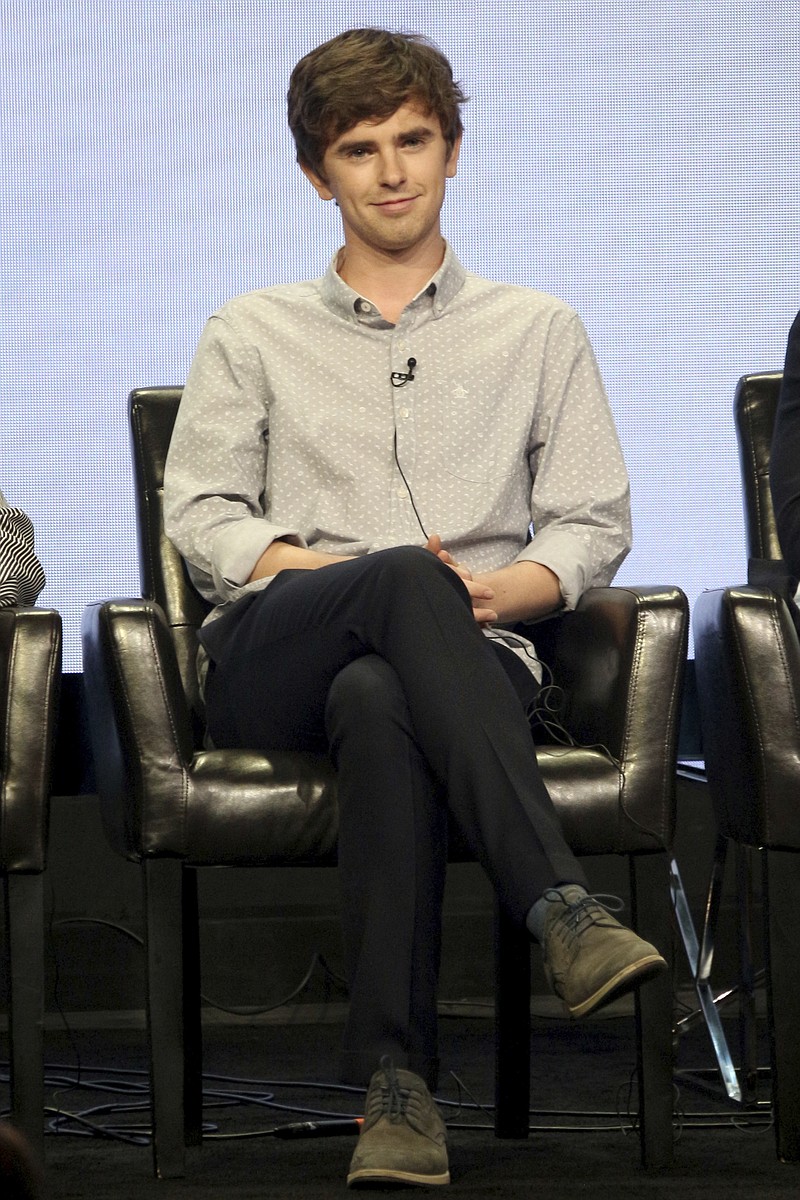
[164,28,666,1188]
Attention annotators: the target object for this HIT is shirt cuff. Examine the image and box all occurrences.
[515,531,591,612]
[211,518,305,592]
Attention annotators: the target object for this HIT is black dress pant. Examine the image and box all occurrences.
[201,546,587,1087]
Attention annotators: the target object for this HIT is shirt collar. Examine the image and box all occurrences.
[319,241,467,325]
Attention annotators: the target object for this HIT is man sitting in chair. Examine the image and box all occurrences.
[164,28,666,1189]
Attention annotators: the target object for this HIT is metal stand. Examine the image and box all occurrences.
[670,836,763,1105]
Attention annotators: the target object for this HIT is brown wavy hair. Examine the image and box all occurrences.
[288,28,467,176]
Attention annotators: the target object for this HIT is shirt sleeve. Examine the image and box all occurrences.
[770,310,800,581]
[515,309,632,611]
[163,313,305,607]
[0,495,47,607]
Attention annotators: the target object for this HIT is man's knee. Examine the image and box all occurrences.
[325,655,407,737]
[366,545,466,603]
[372,544,435,575]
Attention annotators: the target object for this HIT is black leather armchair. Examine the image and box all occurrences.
[693,371,800,1161]
[81,386,688,1177]
[0,605,62,1158]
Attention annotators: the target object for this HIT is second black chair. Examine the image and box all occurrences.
[694,370,800,1161]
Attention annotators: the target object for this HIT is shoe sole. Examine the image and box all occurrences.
[347,1167,451,1188]
[567,954,667,1019]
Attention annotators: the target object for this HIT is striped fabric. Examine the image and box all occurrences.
[0,492,46,607]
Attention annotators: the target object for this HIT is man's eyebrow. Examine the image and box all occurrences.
[333,125,437,153]
[398,125,436,141]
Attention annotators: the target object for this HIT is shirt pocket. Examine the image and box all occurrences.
[438,391,521,483]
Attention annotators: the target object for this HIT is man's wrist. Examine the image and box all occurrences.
[476,561,563,623]
[248,539,353,581]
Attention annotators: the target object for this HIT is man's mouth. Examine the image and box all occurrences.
[374,196,418,212]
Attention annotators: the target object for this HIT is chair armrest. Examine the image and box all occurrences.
[0,607,62,871]
[540,586,688,760]
[81,599,196,858]
[527,587,687,855]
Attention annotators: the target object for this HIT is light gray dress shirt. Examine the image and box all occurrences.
[164,245,631,649]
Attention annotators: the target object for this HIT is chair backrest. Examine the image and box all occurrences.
[734,371,784,562]
[129,387,211,717]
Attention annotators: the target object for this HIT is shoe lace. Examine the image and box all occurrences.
[543,890,625,946]
[374,1055,409,1123]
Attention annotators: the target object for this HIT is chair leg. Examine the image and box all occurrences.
[493,901,531,1138]
[734,844,760,1106]
[143,857,201,1178]
[670,840,742,1101]
[4,873,45,1162]
[182,866,203,1147]
[763,848,800,1162]
[630,852,675,1168]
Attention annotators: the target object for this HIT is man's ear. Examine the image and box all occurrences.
[299,161,335,201]
[445,133,462,180]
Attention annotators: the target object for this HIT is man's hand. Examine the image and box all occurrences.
[473,560,563,623]
[424,535,562,624]
[424,533,498,625]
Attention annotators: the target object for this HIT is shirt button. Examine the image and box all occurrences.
[400,407,410,419]
[396,488,407,499]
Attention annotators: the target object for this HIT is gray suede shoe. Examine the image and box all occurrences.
[347,1058,450,1188]
[542,891,667,1018]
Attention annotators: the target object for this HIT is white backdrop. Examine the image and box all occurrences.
[2,1,798,668]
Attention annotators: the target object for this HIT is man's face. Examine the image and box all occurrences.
[301,102,461,259]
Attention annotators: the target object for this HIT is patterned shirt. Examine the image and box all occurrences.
[164,245,631,627]
[0,489,46,607]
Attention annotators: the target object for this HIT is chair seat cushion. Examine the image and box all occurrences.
[132,744,663,867]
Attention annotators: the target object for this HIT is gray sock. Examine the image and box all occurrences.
[525,884,588,942]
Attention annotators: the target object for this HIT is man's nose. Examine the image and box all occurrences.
[378,148,406,186]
